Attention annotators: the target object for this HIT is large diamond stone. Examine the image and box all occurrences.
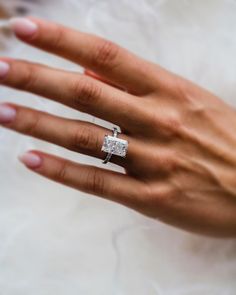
[101,135,128,157]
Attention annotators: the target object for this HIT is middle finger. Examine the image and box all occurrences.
[0,59,143,132]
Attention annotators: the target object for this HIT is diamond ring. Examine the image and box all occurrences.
[101,127,128,164]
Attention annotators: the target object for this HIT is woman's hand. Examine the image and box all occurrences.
[1,17,236,237]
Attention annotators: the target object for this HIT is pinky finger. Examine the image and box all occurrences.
[19,150,143,208]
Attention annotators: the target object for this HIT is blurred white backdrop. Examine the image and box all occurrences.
[0,1,236,294]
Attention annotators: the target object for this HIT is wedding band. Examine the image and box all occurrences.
[101,127,128,164]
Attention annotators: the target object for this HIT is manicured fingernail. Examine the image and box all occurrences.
[19,152,42,169]
[0,61,10,78]
[0,104,16,123]
[9,17,38,37]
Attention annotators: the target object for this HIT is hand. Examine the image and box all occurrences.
[0,17,236,237]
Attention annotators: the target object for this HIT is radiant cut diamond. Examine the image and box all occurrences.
[101,135,128,157]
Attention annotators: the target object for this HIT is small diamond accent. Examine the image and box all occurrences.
[101,135,128,157]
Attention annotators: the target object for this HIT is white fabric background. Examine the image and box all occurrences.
[0,0,236,294]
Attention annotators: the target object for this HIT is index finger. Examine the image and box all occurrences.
[10,17,163,95]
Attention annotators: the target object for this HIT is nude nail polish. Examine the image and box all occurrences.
[0,104,16,123]
[19,152,42,169]
[9,17,38,37]
[0,61,10,78]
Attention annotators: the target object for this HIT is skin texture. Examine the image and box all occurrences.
[1,17,236,237]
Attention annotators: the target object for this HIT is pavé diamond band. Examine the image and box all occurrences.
[101,127,128,164]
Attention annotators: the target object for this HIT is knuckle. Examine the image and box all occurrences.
[167,156,179,174]
[51,25,66,50]
[133,183,174,216]
[155,152,179,174]
[152,113,183,139]
[147,185,177,208]
[71,125,99,151]
[55,160,69,183]
[173,77,197,105]
[165,116,183,137]
[157,187,178,206]
[86,168,105,195]
[24,113,42,135]
[91,39,119,69]
[71,79,102,107]
[17,63,38,91]
[162,186,185,209]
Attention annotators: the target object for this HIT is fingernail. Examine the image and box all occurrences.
[9,17,38,37]
[0,61,10,78]
[19,152,42,169]
[0,104,16,123]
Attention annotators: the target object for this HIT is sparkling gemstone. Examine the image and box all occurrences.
[101,135,128,157]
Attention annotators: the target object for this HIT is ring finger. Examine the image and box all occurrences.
[0,103,136,167]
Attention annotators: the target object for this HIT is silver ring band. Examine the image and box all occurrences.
[103,127,119,164]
